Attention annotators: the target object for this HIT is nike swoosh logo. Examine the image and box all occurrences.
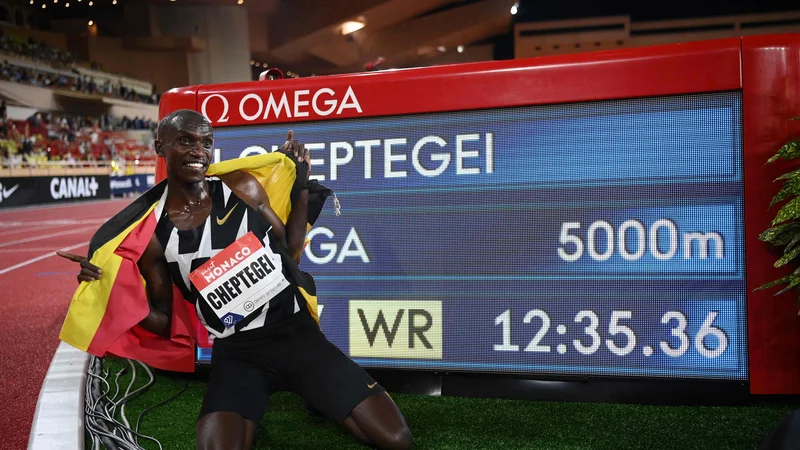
[368,382,377,389]
[216,203,238,225]
[2,184,19,199]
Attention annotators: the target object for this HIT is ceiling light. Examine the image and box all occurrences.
[41,4,45,8]
[237,0,243,4]
[88,20,93,26]
[437,46,446,52]
[457,45,464,53]
[66,2,69,6]
[341,20,365,35]
[88,1,93,5]
[29,0,33,4]
[112,0,117,4]
[249,60,254,65]
[510,2,518,15]
[255,62,260,67]
[53,0,57,3]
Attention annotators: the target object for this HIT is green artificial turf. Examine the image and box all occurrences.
[94,357,795,450]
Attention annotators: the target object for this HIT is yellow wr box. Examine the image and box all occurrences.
[348,300,442,360]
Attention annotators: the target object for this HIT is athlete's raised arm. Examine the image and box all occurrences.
[219,131,310,263]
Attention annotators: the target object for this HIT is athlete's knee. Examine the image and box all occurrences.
[196,412,252,450]
[196,429,249,450]
[349,392,413,449]
[196,426,231,450]
[196,434,244,450]
[376,423,413,450]
[389,424,413,449]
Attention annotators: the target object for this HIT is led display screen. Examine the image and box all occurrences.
[197,91,747,381]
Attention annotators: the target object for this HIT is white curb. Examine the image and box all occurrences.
[27,342,89,450]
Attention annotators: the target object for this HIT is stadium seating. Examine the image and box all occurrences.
[0,33,159,105]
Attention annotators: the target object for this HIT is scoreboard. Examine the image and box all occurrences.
[202,92,746,380]
[158,34,800,393]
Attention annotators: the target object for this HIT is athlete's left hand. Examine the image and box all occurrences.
[282,130,309,163]
[282,130,311,180]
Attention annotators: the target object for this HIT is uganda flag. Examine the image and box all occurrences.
[59,153,331,372]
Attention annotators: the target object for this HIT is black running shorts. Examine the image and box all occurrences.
[198,308,386,424]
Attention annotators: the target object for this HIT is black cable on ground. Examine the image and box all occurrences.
[134,378,189,445]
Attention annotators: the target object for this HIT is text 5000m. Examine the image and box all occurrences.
[558,220,724,262]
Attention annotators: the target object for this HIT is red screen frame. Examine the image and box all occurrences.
[157,33,800,395]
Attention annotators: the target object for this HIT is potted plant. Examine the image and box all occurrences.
[758,117,800,296]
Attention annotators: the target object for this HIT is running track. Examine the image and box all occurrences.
[0,199,132,450]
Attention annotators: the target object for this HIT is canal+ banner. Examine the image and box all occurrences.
[0,175,110,209]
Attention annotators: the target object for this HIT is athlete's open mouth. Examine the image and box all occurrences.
[183,161,207,171]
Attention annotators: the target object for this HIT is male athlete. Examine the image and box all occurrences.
[59,110,412,450]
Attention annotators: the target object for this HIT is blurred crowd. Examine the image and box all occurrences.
[0,33,74,68]
[0,33,160,105]
[0,101,156,170]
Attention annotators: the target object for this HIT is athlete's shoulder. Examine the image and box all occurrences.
[216,171,269,208]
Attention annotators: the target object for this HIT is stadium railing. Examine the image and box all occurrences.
[0,160,156,177]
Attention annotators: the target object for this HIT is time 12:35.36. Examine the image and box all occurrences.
[493,309,728,359]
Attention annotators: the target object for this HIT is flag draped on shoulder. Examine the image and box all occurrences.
[59,152,331,372]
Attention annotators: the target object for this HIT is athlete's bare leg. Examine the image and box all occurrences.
[196,412,256,450]
[342,392,412,449]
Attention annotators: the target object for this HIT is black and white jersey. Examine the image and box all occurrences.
[154,178,300,339]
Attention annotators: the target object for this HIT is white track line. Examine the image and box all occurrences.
[0,219,106,227]
[0,226,97,248]
[0,197,129,213]
[0,247,81,253]
[0,240,89,275]
[0,224,62,237]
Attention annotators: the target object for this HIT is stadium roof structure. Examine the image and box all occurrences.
[142,0,515,75]
[254,0,517,75]
[28,0,516,77]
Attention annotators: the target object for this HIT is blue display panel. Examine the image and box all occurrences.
[197,92,747,381]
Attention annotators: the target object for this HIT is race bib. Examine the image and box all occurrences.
[189,231,291,328]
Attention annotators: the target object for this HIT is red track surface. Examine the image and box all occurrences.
[0,199,131,450]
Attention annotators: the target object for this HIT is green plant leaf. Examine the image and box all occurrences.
[776,242,800,267]
[757,266,800,291]
[772,197,800,225]
[760,223,800,246]
[785,233,800,254]
[756,273,796,291]
[771,176,800,206]
[775,274,800,296]
[767,140,800,164]
[775,168,800,181]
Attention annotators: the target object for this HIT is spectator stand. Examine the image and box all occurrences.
[0,113,156,176]
[0,32,159,106]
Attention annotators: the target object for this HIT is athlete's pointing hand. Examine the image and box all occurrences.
[56,251,102,283]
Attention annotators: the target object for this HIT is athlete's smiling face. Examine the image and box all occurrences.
[155,110,214,185]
